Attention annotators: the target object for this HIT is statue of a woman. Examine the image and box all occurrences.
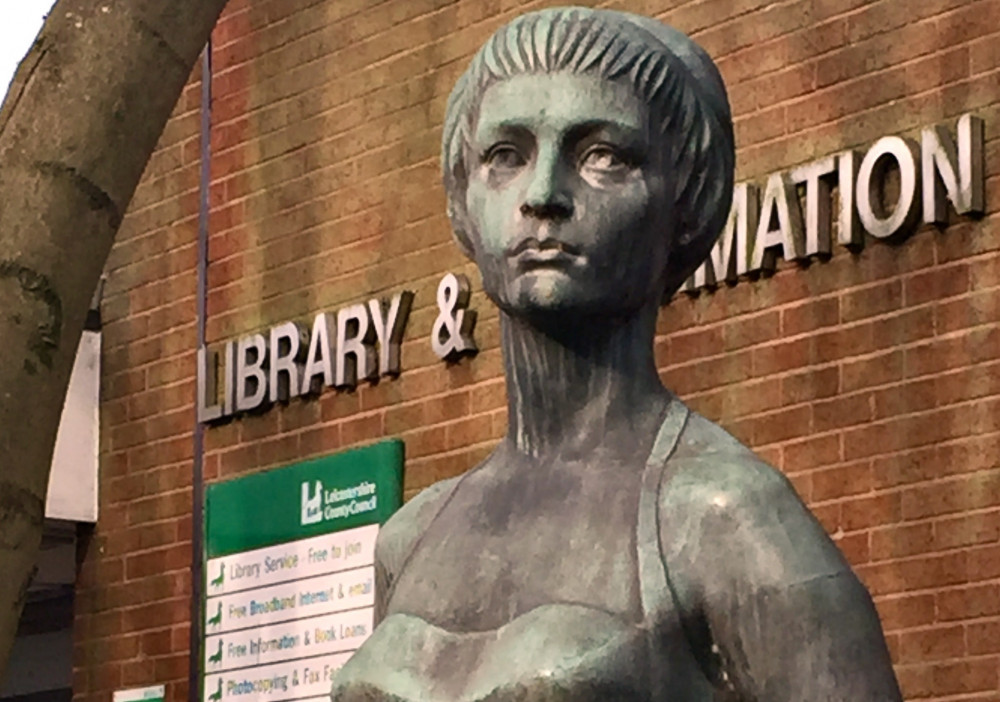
[331,7,903,700]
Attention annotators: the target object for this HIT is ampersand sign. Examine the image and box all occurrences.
[431,272,478,361]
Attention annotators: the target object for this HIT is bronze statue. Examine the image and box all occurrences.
[331,7,903,700]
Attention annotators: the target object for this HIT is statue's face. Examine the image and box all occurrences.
[464,72,672,319]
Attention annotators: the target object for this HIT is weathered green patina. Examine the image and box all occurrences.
[330,7,903,701]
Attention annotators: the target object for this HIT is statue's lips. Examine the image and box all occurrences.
[506,237,586,270]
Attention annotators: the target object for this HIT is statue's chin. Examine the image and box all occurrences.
[491,287,646,330]
[489,273,586,319]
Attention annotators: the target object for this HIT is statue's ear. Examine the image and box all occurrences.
[447,201,477,260]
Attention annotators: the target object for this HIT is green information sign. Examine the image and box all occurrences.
[113,686,164,702]
[205,439,404,558]
[201,439,404,701]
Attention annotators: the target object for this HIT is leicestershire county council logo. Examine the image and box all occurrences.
[301,480,323,525]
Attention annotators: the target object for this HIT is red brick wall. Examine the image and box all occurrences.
[75,0,1000,699]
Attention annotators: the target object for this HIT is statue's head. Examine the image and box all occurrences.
[442,7,734,319]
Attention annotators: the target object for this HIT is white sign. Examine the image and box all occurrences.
[205,607,373,673]
[47,329,100,522]
[203,652,353,702]
[205,524,377,598]
[204,523,379,702]
[205,567,374,635]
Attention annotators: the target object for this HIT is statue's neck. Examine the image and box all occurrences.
[500,304,671,461]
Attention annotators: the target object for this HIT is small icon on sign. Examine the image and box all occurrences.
[208,639,223,666]
[207,602,222,629]
[301,480,323,525]
[208,678,222,702]
[209,563,224,589]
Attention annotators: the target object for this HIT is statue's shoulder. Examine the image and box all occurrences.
[661,409,799,515]
[375,475,461,576]
[658,409,848,589]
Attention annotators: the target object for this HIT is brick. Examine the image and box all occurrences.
[970,30,1000,74]
[445,414,495,450]
[320,390,363,421]
[856,551,968,597]
[812,460,873,501]
[937,584,1000,621]
[832,530,870,565]
[842,492,902,531]
[126,490,191,526]
[686,390,724,421]
[784,433,841,472]
[668,325,724,365]
[130,437,194,472]
[720,379,781,418]
[662,349,754,395]
[905,46,972,94]
[171,623,192,653]
[898,658,1000,698]
[780,365,840,405]
[122,598,189,634]
[811,324,876,364]
[905,263,970,307]
[813,393,873,431]
[780,296,839,336]
[936,218,1000,264]
[401,425,447,460]
[278,396,323,432]
[872,522,936,562]
[383,402,424,434]
[968,543,1000,581]
[873,434,1000,488]
[872,376,938,419]
[662,0,775,36]
[901,470,1000,519]
[842,280,903,323]
[123,521,180,554]
[969,253,1000,290]
[91,662,127,694]
[811,502,842,535]
[258,433,301,467]
[469,379,506,414]
[422,391,472,426]
[786,471,812,501]
[934,363,1000,405]
[844,404,992,461]
[898,624,966,662]
[150,653,188,682]
[751,404,811,446]
[873,593,936,631]
[218,443,260,477]
[752,337,811,376]
[935,510,1000,550]
[734,105,787,146]
[841,350,903,392]
[752,62,818,110]
[937,287,1000,334]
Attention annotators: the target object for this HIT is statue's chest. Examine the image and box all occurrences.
[388,467,645,631]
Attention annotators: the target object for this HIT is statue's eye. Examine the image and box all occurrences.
[485,145,525,170]
[581,145,626,172]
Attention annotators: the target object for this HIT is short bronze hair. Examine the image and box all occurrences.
[442,7,735,299]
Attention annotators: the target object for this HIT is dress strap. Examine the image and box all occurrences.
[636,397,690,622]
[635,398,691,698]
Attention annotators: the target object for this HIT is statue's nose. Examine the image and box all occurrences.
[520,146,573,221]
